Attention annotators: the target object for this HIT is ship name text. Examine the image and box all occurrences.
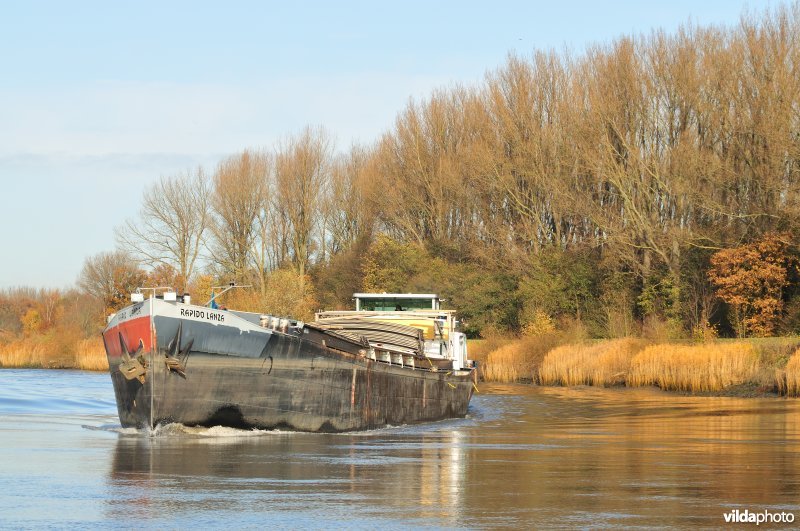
[180,308,225,322]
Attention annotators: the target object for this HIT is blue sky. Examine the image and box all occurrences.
[0,0,769,288]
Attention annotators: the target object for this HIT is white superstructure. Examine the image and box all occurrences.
[316,293,470,371]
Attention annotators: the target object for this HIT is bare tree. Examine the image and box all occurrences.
[115,168,210,292]
[274,126,333,280]
[483,52,576,256]
[251,153,279,296]
[374,87,490,254]
[208,149,270,281]
[261,193,292,272]
[325,144,377,255]
[77,251,146,314]
[37,288,61,330]
[94,3,800,336]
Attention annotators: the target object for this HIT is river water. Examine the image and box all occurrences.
[1,369,799,529]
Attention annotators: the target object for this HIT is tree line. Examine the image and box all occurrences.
[3,3,800,348]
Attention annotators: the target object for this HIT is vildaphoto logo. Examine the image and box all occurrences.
[723,509,795,525]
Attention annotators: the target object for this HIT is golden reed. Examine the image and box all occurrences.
[480,333,562,383]
[777,348,800,397]
[75,338,109,371]
[539,338,647,387]
[0,341,48,368]
[628,343,759,392]
[482,342,531,382]
[0,337,108,371]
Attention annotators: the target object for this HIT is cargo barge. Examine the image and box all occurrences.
[102,291,476,432]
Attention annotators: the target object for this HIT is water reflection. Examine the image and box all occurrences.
[106,426,472,527]
[101,386,800,528]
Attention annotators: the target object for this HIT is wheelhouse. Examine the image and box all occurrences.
[353,293,440,312]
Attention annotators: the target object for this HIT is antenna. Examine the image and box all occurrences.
[203,282,252,306]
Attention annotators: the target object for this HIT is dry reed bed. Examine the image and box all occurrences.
[777,348,800,397]
[0,337,108,371]
[482,343,531,382]
[0,341,49,368]
[480,333,562,383]
[467,337,508,369]
[75,338,109,371]
[627,343,759,392]
[539,338,647,387]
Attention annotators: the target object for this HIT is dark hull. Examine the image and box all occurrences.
[104,300,475,432]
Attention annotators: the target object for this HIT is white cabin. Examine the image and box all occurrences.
[316,293,470,372]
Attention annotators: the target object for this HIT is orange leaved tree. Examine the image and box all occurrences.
[708,235,795,337]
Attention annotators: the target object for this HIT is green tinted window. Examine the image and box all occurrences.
[360,298,433,311]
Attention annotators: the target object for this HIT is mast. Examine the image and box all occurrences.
[149,293,155,431]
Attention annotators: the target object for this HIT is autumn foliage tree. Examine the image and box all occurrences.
[709,236,797,337]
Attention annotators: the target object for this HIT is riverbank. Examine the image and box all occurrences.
[469,336,800,397]
[4,334,800,399]
[0,337,107,371]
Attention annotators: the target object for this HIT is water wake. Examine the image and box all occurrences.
[150,422,285,438]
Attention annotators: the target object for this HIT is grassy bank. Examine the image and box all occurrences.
[0,337,107,371]
[6,332,800,397]
[475,336,800,397]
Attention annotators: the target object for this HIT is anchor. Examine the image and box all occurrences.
[164,322,192,378]
[118,334,147,384]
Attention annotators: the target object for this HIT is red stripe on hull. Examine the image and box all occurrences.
[103,315,152,359]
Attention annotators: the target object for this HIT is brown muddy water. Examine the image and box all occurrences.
[1,369,799,528]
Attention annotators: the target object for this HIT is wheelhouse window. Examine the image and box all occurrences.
[358,297,435,311]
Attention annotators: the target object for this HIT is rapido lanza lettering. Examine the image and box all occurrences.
[180,308,225,322]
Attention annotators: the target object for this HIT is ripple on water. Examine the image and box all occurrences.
[0,369,116,416]
[3,373,800,529]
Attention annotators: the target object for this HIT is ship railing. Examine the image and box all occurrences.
[316,310,456,319]
[259,314,303,333]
